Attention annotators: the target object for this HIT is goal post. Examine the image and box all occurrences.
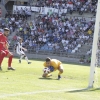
[88,0,100,88]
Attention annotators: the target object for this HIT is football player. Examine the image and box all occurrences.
[43,57,64,80]
[0,28,15,70]
[15,38,31,64]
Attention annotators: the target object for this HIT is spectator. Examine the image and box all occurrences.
[88,29,92,35]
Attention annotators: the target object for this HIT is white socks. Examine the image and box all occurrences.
[25,56,29,63]
[20,55,24,61]
[20,55,29,63]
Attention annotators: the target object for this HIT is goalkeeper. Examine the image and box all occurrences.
[43,57,64,80]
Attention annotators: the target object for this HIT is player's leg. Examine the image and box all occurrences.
[24,54,31,64]
[0,50,6,70]
[5,50,15,70]
[58,64,64,80]
[20,51,31,64]
[19,54,25,63]
[17,50,31,64]
[16,50,24,63]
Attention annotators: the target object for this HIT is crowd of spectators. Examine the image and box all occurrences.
[0,0,97,65]
[0,1,96,55]
[0,7,31,33]
[9,11,94,54]
[35,0,97,15]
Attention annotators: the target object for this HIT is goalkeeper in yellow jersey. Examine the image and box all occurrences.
[43,57,64,80]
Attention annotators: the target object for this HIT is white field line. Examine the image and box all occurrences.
[0,89,75,98]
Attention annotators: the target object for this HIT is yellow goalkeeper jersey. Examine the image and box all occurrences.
[43,59,62,70]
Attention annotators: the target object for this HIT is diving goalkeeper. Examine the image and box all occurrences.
[43,57,64,80]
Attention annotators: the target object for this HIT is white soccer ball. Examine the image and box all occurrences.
[43,67,50,74]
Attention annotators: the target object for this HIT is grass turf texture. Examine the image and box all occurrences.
[0,58,100,100]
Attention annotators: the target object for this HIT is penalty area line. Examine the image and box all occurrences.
[0,89,76,98]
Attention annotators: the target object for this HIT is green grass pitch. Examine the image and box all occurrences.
[0,58,100,100]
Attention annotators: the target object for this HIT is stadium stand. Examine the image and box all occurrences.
[0,4,6,17]
[0,0,97,63]
[35,0,97,16]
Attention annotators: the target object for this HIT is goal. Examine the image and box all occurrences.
[88,0,100,88]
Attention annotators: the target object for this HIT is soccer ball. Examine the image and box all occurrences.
[43,67,50,74]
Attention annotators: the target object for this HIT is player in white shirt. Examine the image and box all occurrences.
[15,38,31,64]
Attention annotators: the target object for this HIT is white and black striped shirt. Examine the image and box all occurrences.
[15,42,23,52]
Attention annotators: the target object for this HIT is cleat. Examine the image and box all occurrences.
[19,60,21,63]
[58,75,61,80]
[28,62,31,64]
[8,67,15,70]
[0,67,2,71]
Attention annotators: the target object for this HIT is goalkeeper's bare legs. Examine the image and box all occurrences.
[58,65,64,80]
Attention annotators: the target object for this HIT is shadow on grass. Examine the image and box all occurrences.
[39,77,58,80]
[0,70,16,73]
[89,88,100,91]
[67,87,100,93]
[0,71,9,73]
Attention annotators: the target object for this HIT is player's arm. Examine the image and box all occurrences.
[0,33,9,50]
[0,42,5,44]
[43,63,47,67]
[43,63,54,72]
[0,35,5,45]
[43,63,51,78]
[6,42,9,50]
[3,41,9,50]
[22,47,27,51]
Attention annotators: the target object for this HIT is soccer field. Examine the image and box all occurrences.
[0,58,100,100]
